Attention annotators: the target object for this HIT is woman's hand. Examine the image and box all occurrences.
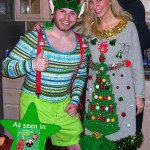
[136,98,145,115]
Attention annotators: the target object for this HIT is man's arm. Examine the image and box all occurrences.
[2,34,35,78]
[2,32,49,78]
[70,48,87,107]
[65,52,87,117]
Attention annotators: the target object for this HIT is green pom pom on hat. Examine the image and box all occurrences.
[43,21,53,30]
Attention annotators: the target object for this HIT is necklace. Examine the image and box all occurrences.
[93,19,128,39]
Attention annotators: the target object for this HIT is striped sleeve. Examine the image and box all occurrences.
[70,39,88,106]
[2,32,37,78]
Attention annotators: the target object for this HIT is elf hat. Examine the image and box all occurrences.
[48,0,85,18]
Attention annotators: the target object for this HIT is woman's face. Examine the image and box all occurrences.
[88,0,112,19]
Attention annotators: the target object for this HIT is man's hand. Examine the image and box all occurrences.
[136,98,145,115]
[33,22,43,32]
[65,103,78,117]
[33,47,49,72]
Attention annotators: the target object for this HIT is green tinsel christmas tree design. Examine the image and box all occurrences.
[80,54,120,150]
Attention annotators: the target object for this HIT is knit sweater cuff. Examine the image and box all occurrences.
[70,95,80,107]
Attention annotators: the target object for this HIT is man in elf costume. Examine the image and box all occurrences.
[2,0,87,149]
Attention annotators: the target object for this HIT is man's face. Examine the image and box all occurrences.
[54,8,78,31]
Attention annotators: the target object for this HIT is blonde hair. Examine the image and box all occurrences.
[79,0,133,38]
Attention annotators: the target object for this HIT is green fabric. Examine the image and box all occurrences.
[80,135,115,150]
[20,91,83,146]
[53,0,81,14]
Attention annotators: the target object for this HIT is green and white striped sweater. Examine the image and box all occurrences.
[2,29,87,106]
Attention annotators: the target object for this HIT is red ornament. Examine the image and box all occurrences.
[87,99,90,102]
[109,106,114,113]
[88,76,92,80]
[103,96,107,100]
[126,60,131,67]
[127,86,131,89]
[97,77,101,83]
[97,116,100,120]
[100,84,104,90]
[100,106,105,111]
[99,56,105,62]
[121,112,126,117]
[116,86,119,89]
[121,74,124,77]
[101,116,105,122]
[97,80,101,83]
[91,104,95,110]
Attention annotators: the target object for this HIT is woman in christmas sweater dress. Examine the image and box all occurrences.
[79,0,145,149]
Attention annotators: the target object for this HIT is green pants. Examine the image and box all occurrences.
[20,91,83,146]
